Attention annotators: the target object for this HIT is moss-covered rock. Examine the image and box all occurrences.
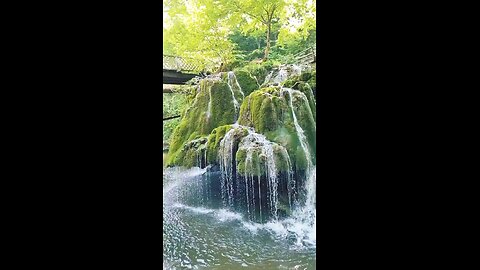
[282,69,316,121]
[166,78,242,167]
[168,137,209,168]
[236,61,276,86]
[236,137,292,177]
[237,85,316,171]
[166,65,316,172]
[230,69,260,97]
[205,124,231,165]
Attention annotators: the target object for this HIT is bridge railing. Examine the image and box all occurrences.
[293,46,316,65]
[163,54,202,72]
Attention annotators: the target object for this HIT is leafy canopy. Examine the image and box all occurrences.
[163,0,316,70]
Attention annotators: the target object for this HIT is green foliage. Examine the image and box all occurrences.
[164,0,316,69]
[163,91,188,142]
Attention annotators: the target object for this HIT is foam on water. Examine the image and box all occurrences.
[172,203,316,248]
[163,166,207,197]
[164,166,316,249]
[172,203,244,223]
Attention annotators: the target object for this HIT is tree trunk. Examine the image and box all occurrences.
[263,22,271,61]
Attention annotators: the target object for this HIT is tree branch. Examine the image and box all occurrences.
[232,1,266,24]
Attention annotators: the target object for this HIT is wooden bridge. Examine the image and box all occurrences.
[293,46,316,65]
[163,54,203,84]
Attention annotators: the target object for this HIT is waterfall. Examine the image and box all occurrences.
[226,71,244,122]
[218,124,250,207]
[239,132,279,220]
[195,138,208,169]
[244,149,253,219]
[238,132,293,221]
[279,145,295,209]
[273,67,288,84]
[206,87,212,119]
[291,64,302,76]
[281,87,316,228]
[281,88,312,169]
[305,82,316,107]
[227,71,245,100]
[263,71,274,86]
[218,127,237,207]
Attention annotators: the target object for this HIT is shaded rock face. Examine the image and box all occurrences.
[166,64,316,222]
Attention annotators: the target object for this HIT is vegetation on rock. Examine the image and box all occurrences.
[166,76,245,167]
[237,84,316,172]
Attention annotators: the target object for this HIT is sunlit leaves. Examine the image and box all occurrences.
[163,0,316,68]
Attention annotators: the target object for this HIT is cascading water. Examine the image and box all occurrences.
[194,138,208,169]
[227,71,245,100]
[206,87,212,119]
[305,82,316,107]
[273,68,289,84]
[226,71,245,122]
[218,124,249,206]
[291,64,302,76]
[263,71,274,86]
[238,132,282,220]
[281,87,316,230]
[281,88,312,168]
[217,121,296,222]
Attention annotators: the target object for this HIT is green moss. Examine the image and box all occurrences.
[206,124,249,165]
[236,143,292,177]
[231,69,260,97]
[237,84,316,171]
[167,66,317,170]
[206,125,232,164]
[239,61,276,85]
[296,82,316,122]
[166,79,238,167]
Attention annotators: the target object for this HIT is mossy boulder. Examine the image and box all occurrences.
[237,86,316,171]
[282,69,316,121]
[236,61,276,86]
[166,65,316,171]
[235,136,292,177]
[230,69,260,97]
[205,124,250,165]
[205,124,231,164]
[168,137,208,168]
[166,78,242,167]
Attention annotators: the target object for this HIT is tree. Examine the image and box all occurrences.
[225,0,286,61]
[163,0,236,72]
[163,0,316,67]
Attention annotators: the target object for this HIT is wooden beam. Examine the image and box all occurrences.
[163,84,188,94]
[163,115,181,121]
[163,70,199,84]
[163,88,174,93]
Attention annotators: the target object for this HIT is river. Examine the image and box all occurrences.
[163,166,316,270]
